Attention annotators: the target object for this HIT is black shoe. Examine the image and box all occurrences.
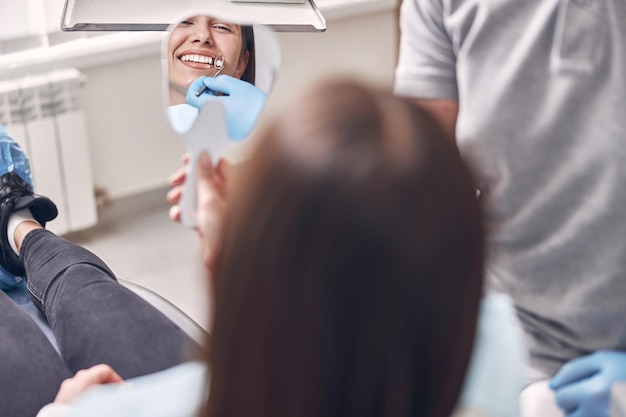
[0,172,58,276]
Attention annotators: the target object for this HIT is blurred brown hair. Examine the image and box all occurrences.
[202,80,484,417]
[240,25,255,85]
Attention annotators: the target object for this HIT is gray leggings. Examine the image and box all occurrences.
[0,229,197,417]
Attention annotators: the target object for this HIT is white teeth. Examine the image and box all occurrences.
[180,54,216,65]
[215,58,224,68]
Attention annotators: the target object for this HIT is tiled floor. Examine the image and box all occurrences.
[65,202,212,331]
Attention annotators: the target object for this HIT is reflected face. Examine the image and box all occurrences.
[168,16,250,105]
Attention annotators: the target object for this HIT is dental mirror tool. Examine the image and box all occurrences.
[194,56,225,97]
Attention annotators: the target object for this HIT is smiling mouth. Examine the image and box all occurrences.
[179,54,224,67]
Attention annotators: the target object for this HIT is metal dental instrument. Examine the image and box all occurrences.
[194,55,225,97]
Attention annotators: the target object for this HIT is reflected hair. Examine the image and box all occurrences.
[240,25,255,85]
[202,80,484,417]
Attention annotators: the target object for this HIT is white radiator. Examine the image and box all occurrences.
[0,68,97,235]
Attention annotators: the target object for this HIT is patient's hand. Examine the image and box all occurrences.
[167,153,234,225]
[167,152,235,271]
[195,152,235,272]
[167,153,191,223]
[54,364,123,404]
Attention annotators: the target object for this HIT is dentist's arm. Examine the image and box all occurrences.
[409,98,459,144]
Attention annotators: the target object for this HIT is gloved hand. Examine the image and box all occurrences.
[550,350,626,417]
[186,75,267,141]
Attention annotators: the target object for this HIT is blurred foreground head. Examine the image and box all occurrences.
[205,80,484,417]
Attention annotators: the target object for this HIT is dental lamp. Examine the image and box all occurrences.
[61,0,326,32]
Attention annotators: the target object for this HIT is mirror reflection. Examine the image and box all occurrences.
[166,15,278,140]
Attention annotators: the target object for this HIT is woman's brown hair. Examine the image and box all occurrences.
[240,25,255,85]
[202,80,484,417]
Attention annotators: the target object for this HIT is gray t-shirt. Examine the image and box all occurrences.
[395,0,626,377]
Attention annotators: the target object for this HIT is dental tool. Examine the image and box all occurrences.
[194,56,225,97]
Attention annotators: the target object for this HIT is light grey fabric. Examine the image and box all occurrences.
[612,383,626,417]
[65,362,207,417]
[459,295,525,417]
[395,0,626,376]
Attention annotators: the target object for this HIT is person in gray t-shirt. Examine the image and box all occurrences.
[394,1,626,416]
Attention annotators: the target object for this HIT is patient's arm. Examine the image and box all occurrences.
[36,365,124,417]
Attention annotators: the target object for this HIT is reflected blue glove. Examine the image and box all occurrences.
[550,351,626,417]
[186,75,267,141]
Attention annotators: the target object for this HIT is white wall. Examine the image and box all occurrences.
[80,56,185,199]
[268,10,398,118]
[2,7,399,204]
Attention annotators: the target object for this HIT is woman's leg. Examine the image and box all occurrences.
[0,290,71,417]
[22,228,199,379]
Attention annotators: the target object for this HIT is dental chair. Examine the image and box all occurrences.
[6,279,207,353]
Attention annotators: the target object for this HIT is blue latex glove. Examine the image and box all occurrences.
[186,75,267,141]
[550,351,626,417]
